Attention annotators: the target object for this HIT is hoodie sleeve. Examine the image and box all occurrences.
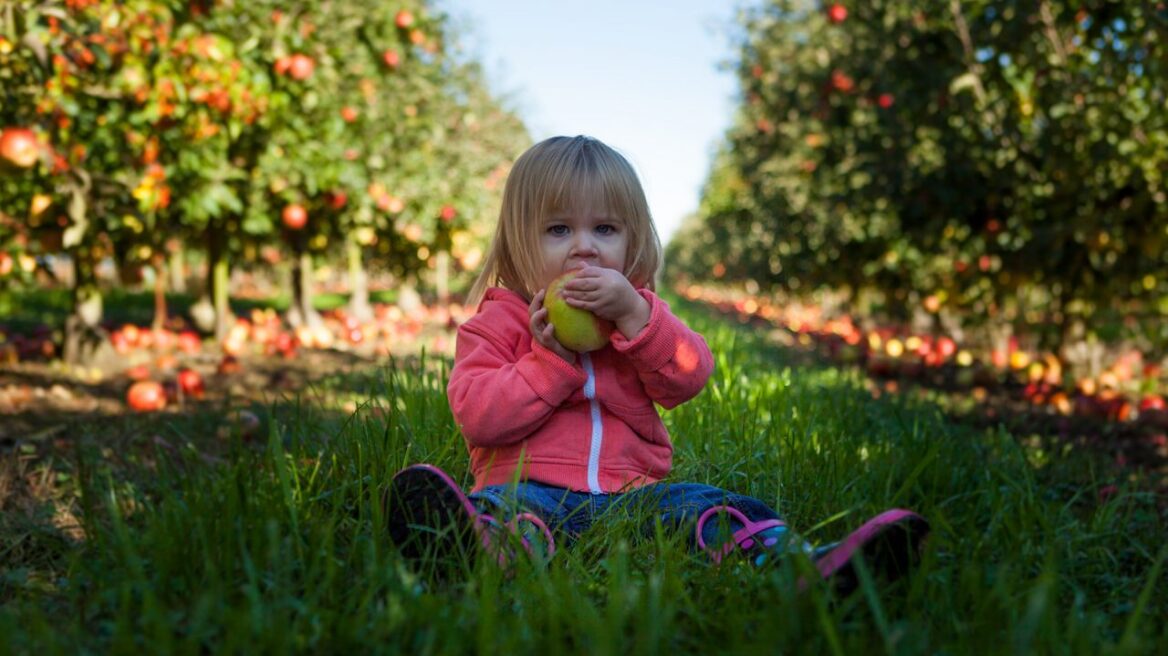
[447,300,587,448]
[609,289,714,409]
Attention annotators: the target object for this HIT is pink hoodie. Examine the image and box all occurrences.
[447,287,714,493]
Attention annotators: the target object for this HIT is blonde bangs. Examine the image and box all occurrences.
[468,136,663,305]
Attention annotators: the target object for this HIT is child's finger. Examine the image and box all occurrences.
[562,266,594,285]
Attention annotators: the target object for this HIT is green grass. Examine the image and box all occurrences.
[1,299,1165,654]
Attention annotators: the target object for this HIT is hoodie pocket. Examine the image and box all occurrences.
[601,399,670,447]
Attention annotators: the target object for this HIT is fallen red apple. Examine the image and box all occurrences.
[217,354,242,375]
[177,368,205,399]
[126,364,151,381]
[1138,396,1168,428]
[127,380,167,412]
[1139,395,1166,411]
[545,271,614,353]
[177,330,202,354]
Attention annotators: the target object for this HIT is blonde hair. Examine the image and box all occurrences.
[467,135,662,305]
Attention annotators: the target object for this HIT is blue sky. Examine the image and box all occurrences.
[439,1,744,243]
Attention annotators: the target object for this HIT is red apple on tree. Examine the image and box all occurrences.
[0,127,40,168]
[288,54,315,81]
[545,271,614,352]
[831,70,854,93]
[395,10,414,29]
[282,203,308,230]
[936,336,957,359]
[341,106,359,123]
[383,49,401,69]
[439,204,456,222]
[828,3,848,23]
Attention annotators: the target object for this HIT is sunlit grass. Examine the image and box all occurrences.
[1,298,1164,654]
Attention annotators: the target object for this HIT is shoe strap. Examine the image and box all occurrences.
[696,504,787,564]
[510,512,556,558]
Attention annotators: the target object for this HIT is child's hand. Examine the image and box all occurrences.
[558,266,651,340]
[529,289,576,363]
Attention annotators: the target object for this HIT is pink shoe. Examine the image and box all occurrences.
[383,464,555,565]
[802,509,930,595]
[695,505,791,564]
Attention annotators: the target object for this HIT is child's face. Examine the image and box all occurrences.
[538,207,629,289]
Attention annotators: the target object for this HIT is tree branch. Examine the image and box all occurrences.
[1038,1,1069,66]
[948,0,988,106]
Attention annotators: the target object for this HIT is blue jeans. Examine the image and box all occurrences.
[469,480,787,550]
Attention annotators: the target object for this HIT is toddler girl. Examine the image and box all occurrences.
[385,135,928,593]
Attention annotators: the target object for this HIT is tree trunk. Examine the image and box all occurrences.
[288,248,322,329]
[346,237,372,322]
[168,239,186,294]
[204,225,234,340]
[213,256,231,339]
[397,278,423,317]
[62,251,106,366]
[152,254,168,332]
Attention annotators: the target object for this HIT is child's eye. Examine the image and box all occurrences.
[547,224,569,236]
[595,224,617,235]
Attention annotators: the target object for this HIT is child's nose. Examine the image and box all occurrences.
[569,233,599,256]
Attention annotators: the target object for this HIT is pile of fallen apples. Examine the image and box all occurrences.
[108,302,474,413]
[112,323,208,412]
[681,283,1168,430]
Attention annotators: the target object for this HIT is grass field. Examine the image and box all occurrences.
[1,297,1165,654]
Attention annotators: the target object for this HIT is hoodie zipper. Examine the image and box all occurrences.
[580,353,604,494]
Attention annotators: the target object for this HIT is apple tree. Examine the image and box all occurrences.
[0,0,201,362]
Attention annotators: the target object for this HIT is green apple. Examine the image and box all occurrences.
[545,271,614,352]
